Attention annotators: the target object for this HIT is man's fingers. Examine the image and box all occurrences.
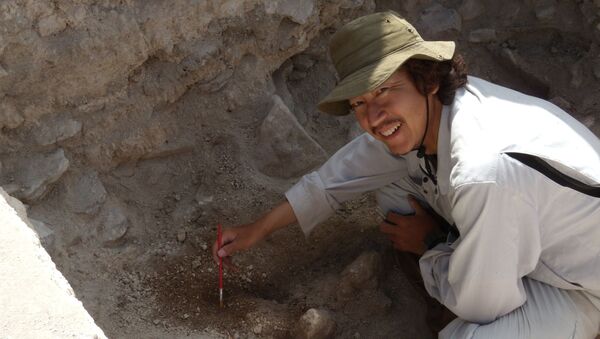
[407,195,424,214]
[218,239,242,259]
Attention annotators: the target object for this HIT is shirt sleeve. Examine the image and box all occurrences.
[285,133,411,236]
[419,181,541,324]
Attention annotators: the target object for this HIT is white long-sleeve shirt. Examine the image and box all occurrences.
[285,76,600,324]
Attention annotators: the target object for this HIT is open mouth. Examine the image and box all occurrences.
[377,121,402,138]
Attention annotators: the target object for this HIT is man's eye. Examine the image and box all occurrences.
[350,101,364,108]
[375,87,389,96]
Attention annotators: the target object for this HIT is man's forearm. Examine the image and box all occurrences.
[256,200,297,237]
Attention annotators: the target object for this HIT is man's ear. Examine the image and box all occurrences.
[429,83,440,95]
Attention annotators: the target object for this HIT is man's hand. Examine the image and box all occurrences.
[379,196,441,256]
[210,201,298,269]
[211,222,267,269]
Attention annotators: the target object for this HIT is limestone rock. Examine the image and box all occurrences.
[255,95,328,179]
[296,308,336,339]
[340,0,365,9]
[98,200,129,247]
[337,251,382,301]
[177,229,186,243]
[570,61,583,89]
[468,29,497,43]
[0,65,7,78]
[0,101,24,130]
[3,149,70,203]
[265,0,315,25]
[86,125,168,170]
[419,4,462,39]
[459,0,485,21]
[63,171,107,216]
[534,0,557,21]
[29,218,55,250]
[37,13,67,37]
[35,116,82,146]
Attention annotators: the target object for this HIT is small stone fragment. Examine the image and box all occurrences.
[468,29,497,43]
[419,4,462,38]
[152,319,160,325]
[340,0,364,9]
[337,251,382,301]
[296,308,336,339]
[29,218,55,249]
[265,0,314,25]
[253,324,263,334]
[4,149,70,203]
[192,257,202,269]
[35,116,82,146]
[98,202,129,247]
[0,100,24,130]
[534,0,556,21]
[255,95,327,178]
[570,61,583,88]
[195,193,214,206]
[0,65,8,78]
[458,0,484,21]
[37,14,67,37]
[177,229,186,243]
[63,171,107,216]
[200,242,208,251]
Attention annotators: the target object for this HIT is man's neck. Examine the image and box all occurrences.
[423,95,443,155]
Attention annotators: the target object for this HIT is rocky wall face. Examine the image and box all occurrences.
[0,0,375,203]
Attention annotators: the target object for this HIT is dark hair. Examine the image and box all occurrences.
[403,54,468,105]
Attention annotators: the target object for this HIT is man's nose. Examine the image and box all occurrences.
[367,101,386,126]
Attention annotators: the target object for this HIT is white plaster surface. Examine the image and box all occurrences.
[0,188,106,338]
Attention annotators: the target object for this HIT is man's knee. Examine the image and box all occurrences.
[438,279,597,339]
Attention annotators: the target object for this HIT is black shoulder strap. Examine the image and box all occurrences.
[506,152,600,198]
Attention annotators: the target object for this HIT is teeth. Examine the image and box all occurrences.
[380,123,401,137]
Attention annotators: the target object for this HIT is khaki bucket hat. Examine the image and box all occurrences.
[318,11,456,116]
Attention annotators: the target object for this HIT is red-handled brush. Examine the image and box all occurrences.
[217,223,223,308]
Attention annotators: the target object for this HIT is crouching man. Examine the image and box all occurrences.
[214,11,600,338]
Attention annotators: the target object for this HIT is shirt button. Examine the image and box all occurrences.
[424,189,428,194]
[423,177,429,183]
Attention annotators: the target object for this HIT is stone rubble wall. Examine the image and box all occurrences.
[0,187,106,338]
[1,0,599,203]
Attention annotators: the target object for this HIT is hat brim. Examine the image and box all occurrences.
[318,41,456,116]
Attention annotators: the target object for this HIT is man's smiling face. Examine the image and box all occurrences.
[349,68,429,155]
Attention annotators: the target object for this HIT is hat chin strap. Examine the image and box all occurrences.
[417,93,438,185]
[416,94,430,159]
